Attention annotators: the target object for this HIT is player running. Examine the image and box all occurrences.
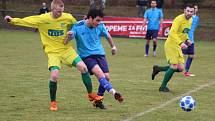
[151,4,194,92]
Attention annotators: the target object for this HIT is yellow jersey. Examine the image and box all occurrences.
[165,14,192,48]
[10,12,77,54]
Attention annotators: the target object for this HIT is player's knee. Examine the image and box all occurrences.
[77,62,88,73]
[177,66,184,72]
[51,74,58,81]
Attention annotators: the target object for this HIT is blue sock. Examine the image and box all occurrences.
[97,84,105,96]
[145,44,149,55]
[99,77,113,92]
[185,57,193,72]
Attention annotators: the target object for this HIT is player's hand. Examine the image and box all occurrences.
[180,43,188,49]
[111,46,117,55]
[64,31,73,45]
[4,16,12,22]
[186,40,192,46]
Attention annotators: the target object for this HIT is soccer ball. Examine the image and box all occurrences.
[179,96,196,112]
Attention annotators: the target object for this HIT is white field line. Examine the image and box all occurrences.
[122,81,215,121]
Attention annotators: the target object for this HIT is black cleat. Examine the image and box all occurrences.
[159,87,170,92]
[93,101,106,109]
[114,92,124,103]
[152,65,160,80]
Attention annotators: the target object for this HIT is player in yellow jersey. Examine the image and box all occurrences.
[4,0,103,111]
[151,4,194,92]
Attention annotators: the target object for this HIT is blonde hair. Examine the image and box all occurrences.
[51,0,64,11]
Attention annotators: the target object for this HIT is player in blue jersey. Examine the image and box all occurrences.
[142,0,163,57]
[64,9,124,109]
[183,4,199,77]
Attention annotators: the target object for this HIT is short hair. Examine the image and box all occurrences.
[51,0,64,10]
[150,0,157,3]
[87,9,104,19]
[184,3,194,9]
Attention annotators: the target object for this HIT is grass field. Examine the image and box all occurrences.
[0,29,215,121]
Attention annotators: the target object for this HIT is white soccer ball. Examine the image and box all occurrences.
[179,96,196,112]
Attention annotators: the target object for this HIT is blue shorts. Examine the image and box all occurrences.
[82,55,109,75]
[182,43,195,55]
[145,30,159,40]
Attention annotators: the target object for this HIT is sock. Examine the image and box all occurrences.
[109,89,116,96]
[97,84,106,96]
[185,57,193,72]
[160,68,177,88]
[153,44,157,52]
[99,77,113,92]
[158,66,169,72]
[49,81,57,102]
[81,72,93,94]
[145,44,149,55]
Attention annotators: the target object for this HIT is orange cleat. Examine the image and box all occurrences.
[88,93,104,102]
[50,101,58,111]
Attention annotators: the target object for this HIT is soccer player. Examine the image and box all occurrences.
[151,4,194,92]
[4,0,102,111]
[142,0,163,57]
[183,4,199,77]
[64,9,124,109]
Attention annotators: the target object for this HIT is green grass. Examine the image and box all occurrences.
[0,29,215,121]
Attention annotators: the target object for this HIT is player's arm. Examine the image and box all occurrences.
[142,10,148,26]
[4,15,40,28]
[101,23,117,55]
[64,26,76,45]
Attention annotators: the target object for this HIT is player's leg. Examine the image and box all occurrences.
[152,30,159,57]
[49,67,60,111]
[159,45,184,92]
[145,30,151,57]
[47,53,61,111]
[184,44,195,76]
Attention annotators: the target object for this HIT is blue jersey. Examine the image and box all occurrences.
[144,8,163,30]
[70,20,109,58]
[189,15,199,43]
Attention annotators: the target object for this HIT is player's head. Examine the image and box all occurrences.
[42,2,46,7]
[150,0,157,8]
[51,0,64,18]
[86,9,104,28]
[184,4,194,20]
[194,4,198,14]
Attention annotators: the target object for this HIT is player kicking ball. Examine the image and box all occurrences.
[4,0,103,111]
[64,8,124,109]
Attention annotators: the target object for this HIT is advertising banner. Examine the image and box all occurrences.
[103,16,172,39]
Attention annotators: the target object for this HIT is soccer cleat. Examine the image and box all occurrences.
[184,72,195,77]
[152,65,160,80]
[50,101,58,111]
[93,100,106,109]
[88,93,104,102]
[159,87,170,92]
[145,54,148,57]
[114,92,124,103]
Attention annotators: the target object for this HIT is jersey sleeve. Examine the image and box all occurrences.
[10,15,41,28]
